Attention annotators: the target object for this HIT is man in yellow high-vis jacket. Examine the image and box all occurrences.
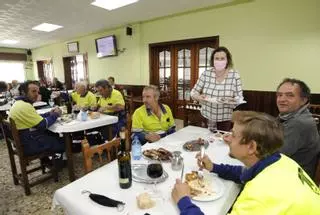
[172,111,320,215]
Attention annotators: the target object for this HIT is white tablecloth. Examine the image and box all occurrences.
[48,114,118,133]
[0,103,11,111]
[36,108,118,133]
[53,126,243,215]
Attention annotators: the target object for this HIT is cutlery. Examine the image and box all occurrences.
[198,145,205,186]
[180,162,184,182]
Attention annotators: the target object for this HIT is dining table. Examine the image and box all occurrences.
[37,108,118,181]
[52,126,243,215]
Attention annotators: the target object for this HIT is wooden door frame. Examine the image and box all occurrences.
[149,36,219,84]
[149,36,219,118]
[62,53,89,90]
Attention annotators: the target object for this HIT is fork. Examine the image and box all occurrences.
[180,162,184,182]
[198,145,205,185]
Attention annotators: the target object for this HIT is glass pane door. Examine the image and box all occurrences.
[177,48,191,101]
[158,50,171,92]
[198,47,214,77]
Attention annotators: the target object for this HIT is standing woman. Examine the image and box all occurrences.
[190,46,244,131]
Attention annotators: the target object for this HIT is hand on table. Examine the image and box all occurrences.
[171,179,191,204]
[195,153,214,172]
[50,107,62,117]
[145,132,161,142]
[98,106,107,112]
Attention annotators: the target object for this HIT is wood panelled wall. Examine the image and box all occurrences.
[0,52,27,61]
[237,90,320,117]
[114,85,320,118]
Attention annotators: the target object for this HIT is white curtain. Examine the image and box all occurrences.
[0,60,26,83]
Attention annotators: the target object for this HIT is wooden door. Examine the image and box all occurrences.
[63,56,74,90]
[63,54,89,90]
[37,61,44,80]
[150,36,219,119]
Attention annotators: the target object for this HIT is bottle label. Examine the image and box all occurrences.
[118,160,132,183]
[119,178,129,183]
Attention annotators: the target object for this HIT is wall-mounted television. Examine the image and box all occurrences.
[95,35,118,58]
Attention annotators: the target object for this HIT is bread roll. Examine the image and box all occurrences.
[136,192,155,209]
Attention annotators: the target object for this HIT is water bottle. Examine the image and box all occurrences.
[132,136,142,160]
[80,110,88,121]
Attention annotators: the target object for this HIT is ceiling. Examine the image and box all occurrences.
[0,0,235,49]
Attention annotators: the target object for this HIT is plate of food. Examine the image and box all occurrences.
[183,138,209,152]
[142,148,173,162]
[58,114,73,123]
[185,171,224,202]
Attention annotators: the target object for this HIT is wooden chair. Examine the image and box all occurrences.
[308,104,320,133]
[4,118,58,195]
[309,104,320,115]
[183,101,207,128]
[314,155,320,186]
[81,137,121,174]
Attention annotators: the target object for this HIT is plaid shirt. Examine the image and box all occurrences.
[191,69,243,122]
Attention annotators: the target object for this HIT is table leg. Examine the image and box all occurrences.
[64,133,75,181]
[107,125,113,140]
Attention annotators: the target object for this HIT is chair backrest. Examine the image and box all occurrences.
[313,154,320,186]
[309,104,320,115]
[7,118,24,158]
[81,137,120,173]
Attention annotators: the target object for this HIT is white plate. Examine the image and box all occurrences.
[191,175,225,202]
[33,101,47,107]
[205,97,247,105]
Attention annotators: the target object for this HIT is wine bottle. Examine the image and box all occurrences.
[65,87,72,114]
[117,130,132,189]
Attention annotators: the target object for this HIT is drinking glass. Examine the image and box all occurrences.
[146,159,163,197]
[48,99,54,107]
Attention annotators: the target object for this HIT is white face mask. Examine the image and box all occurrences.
[214,60,227,71]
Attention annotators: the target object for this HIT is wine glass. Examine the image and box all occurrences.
[146,159,163,197]
[73,106,80,119]
[48,99,54,107]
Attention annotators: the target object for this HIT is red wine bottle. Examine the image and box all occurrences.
[117,130,132,189]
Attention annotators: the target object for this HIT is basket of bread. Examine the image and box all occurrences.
[89,111,100,119]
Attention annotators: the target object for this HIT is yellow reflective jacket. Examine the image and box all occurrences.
[230,154,320,215]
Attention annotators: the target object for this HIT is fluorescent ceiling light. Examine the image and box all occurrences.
[1,39,19,44]
[32,23,63,32]
[91,0,139,10]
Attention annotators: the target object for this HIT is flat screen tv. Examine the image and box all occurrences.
[95,35,118,58]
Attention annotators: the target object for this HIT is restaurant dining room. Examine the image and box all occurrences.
[1,0,320,214]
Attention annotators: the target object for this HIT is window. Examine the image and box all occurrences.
[0,61,25,83]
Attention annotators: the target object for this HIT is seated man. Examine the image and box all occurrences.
[10,80,20,97]
[9,81,64,156]
[94,79,125,135]
[172,111,320,215]
[71,81,97,109]
[107,76,115,89]
[276,78,320,178]
[132,85,175,145]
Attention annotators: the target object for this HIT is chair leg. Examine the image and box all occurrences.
[19,159,31,196]
[40,158,46,174]
[51,156,59,182]
[6,141,19,185]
